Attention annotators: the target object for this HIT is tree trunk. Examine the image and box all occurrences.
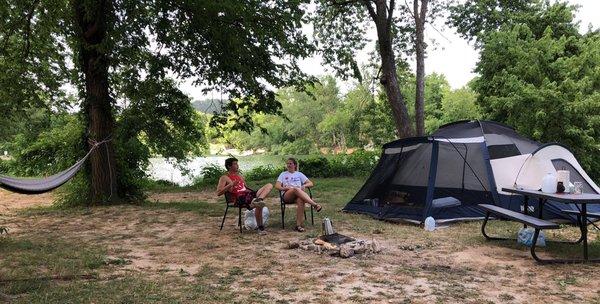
[414,0,428,136]
[73,0,119,203]
[365,0,414,138]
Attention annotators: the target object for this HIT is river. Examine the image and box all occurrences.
[146,155,292,185]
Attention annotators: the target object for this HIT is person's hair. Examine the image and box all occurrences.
[225,157,238,170]
[287,157,298,171]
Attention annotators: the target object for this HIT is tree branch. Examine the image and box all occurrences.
[23,0,41,59]
[403,0,416,19]
[387,0,395,26]
[362,0,377,20]
[328,0,362,7]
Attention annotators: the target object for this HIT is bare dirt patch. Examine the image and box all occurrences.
[2,189,600,303]
[0,189,54,213]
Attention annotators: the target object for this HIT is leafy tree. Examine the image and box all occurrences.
[448,0,578,46]
[468,3,600,179]
[1,0,313,203]
[314,0,447,137]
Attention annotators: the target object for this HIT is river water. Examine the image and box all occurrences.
[146,155,290,185]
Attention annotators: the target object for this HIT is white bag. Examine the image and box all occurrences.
[243,207,269,230]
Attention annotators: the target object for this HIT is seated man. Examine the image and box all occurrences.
[216,157,273,234]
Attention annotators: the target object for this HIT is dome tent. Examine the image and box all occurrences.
[343,120,600,224]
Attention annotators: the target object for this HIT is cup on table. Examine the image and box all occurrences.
[573,182,583,195]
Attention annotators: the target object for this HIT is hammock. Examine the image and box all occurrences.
[0,139,110,195]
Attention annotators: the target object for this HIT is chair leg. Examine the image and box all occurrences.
[220,205,229,231]
[303,208,307,223]
[281,203,286,229]
[310,205,314,226]
[238,207,242,233]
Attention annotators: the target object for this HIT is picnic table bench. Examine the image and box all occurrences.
[478,203,561,264]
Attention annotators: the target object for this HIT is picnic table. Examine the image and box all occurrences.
[480,187,600,264]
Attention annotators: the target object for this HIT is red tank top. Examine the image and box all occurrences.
[227,173,247,197]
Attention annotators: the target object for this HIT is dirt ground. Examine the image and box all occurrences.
[1,189,600,303]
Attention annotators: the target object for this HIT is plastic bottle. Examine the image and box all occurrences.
[541,173,557,193]
[424,216,436,231]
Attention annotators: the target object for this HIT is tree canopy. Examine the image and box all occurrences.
[0,0,314,203]
[450,1,600,180]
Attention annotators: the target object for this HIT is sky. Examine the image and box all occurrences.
[180,0,600,100]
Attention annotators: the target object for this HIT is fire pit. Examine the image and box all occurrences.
[287,233,382,258]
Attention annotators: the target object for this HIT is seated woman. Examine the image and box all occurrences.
[275,158,322,232]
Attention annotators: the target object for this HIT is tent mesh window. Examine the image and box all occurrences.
[385,143,432,214]
[430,142,491,220]
[552,159,598,194]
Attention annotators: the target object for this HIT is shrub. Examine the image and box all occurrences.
[245,165,281,181]
[191,163,226,187]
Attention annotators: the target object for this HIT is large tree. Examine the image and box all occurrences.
[450,1,600,180]
[314,0,445,137]
[1,0,313,203]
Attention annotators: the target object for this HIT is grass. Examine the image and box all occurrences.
[2,176,600,303]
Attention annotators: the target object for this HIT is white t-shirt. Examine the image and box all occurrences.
[277,171,308,188]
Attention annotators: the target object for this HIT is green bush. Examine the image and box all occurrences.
[191,163,226,187]
[298,150,378,178]
[245,165,281,181]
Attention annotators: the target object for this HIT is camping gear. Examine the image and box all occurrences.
[557,170,570,188]
[424,216,436,231]
[517,227,546,247]
[318,232,355,245]
[557,182,565,193]
[574,182,583,195]
[542,173,557,193]
[0,139,111,194]
[343,120,600,224]
[243,207,269,230]
[322,217,335,235]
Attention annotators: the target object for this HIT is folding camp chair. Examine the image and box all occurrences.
[280,187,314,229]
[219,192,245,233]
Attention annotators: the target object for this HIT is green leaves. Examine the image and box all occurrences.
[470,3,600,179]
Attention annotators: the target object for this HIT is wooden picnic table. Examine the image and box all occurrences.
[497,187,600,263]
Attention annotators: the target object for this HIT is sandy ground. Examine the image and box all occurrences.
[1,189,600,303]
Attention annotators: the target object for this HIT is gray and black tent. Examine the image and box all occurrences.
[343,120,600,224]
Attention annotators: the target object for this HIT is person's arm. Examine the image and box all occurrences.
[275,180,291,192]
[302,179,314,189]
[216,175,236,196]
[300,172,312,189]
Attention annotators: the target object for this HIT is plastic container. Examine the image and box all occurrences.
[541,173,557,193]
[424,216,436,231]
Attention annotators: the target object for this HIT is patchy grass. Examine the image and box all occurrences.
[1,176,600,303]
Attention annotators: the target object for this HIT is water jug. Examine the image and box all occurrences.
[424,216,436,231]
[322,217,335,235]
[541,173,557,193]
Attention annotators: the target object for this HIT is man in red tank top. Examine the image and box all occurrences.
[217,157,273,233]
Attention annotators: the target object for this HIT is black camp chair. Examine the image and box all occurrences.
[279,187,314,229]
[219,192,245,233]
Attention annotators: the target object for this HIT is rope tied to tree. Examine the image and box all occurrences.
[87,136,114,201]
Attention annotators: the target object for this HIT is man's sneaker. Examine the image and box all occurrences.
[251,198,265,209]
[257,229,267,235]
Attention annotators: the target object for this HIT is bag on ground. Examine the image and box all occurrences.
[517,227,546,247]
[243,207,269,230]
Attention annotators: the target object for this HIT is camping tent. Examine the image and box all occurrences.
[343,120,600,224]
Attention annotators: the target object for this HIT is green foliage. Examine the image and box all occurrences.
[298,150,379,178]
[192,163,226,187]
[244,165,282,181]
[1,0,316,204]
[470,3,600,180]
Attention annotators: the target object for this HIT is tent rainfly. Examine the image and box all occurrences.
[343,120,600,224]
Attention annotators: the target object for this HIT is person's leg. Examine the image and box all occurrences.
[255,183,273,200]
[289,188,320,208]
[295,197,305,228]
[254,206,263,228]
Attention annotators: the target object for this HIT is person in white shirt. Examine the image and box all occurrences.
[275,158,322,232]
